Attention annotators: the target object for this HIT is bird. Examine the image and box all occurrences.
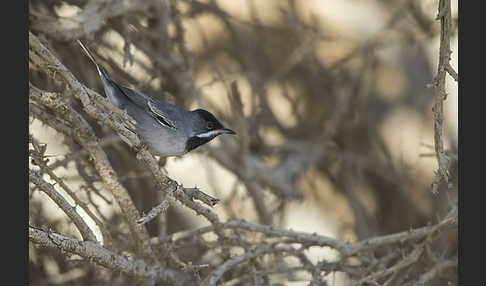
[77,40,236,157]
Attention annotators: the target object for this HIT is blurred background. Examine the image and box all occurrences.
[29,0,458,285]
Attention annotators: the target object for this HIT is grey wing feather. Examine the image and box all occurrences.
[118,86,177,130]
[118,85,153,111]
[147,100,177,130]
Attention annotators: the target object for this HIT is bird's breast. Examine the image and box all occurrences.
[136,115,188,157]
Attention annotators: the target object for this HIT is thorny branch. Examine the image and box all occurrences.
[29,169,97,242]
[431,0,457,194]
[29,135,112,244]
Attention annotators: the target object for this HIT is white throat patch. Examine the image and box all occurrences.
[196,130,222,138]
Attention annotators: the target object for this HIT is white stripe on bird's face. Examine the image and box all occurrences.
[195,130,224,138]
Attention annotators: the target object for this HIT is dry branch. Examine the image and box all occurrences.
[431,0,456,193]
[413,259,457,285]
[29,170,97,242]
[29,226,194,286]
[30,136,113,244]
[30,0,155,41]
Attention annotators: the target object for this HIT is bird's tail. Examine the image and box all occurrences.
[77,40,112,82]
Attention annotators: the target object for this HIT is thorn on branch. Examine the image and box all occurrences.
[137,190,174,225]
[436,0,450,20]
[445,64,458,82]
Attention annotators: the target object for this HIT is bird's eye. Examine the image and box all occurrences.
[206,122,214,129]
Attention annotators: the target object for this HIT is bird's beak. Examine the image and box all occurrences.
[220,128,236,135]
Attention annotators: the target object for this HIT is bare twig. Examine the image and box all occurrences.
[203,246,295,286]
[348,206,457,255]
[413,259,456,285]
[352,246,424,286]
[137,188,173,225]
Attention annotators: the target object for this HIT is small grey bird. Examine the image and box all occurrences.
[77,40,236,157]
